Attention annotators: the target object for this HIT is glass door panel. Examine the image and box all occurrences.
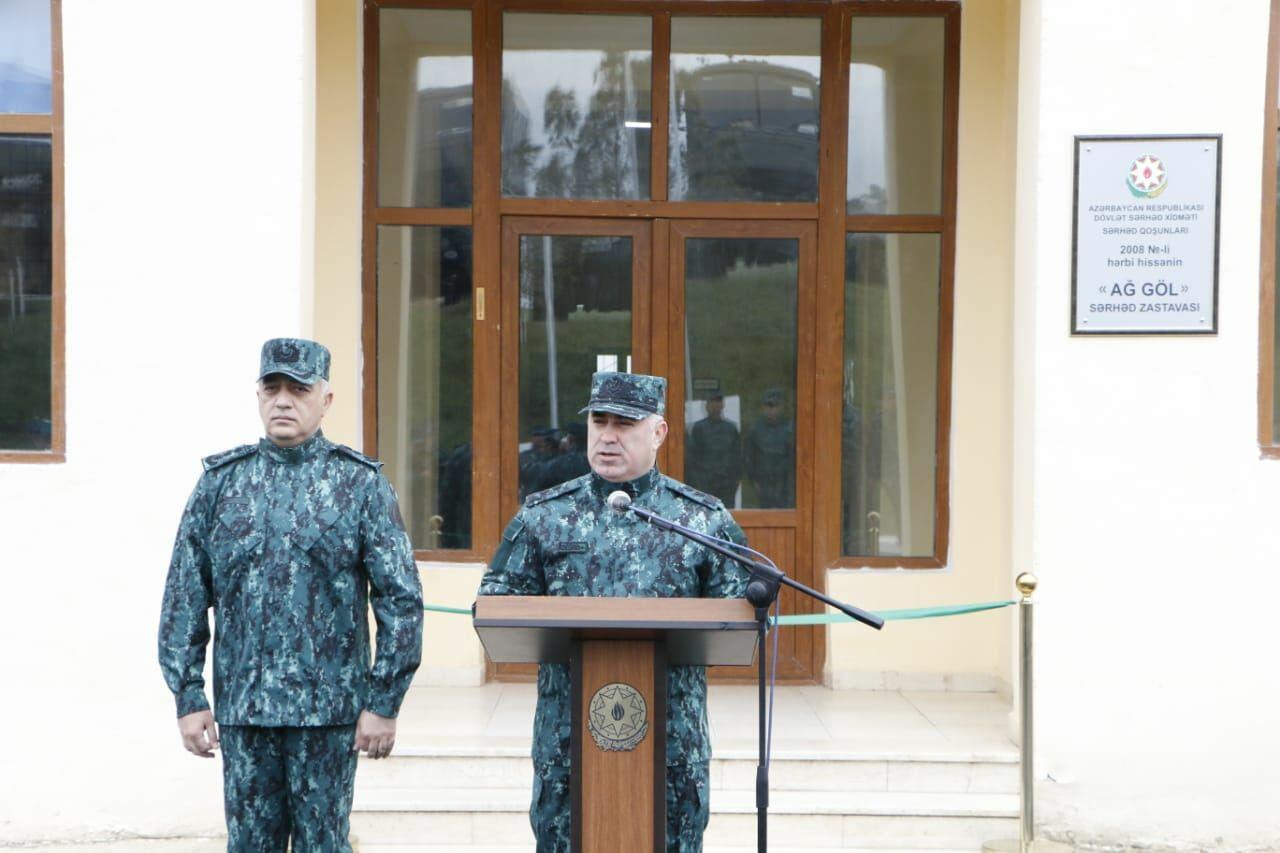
[517,233,635,499]
[670,220,817,682]
[496,217,651,681]
[500,217,652,511]
[684,237,798,509]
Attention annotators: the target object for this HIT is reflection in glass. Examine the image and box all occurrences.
[0,136,52,450]
[847,17,945,214]
[842,233,940,556]
[684,238,797,508]
[518,234,632,498]
[0,0,52,114]
[670,17,821,202]
[377,226,473,550]
[502,14,651,200]
[378,9,472,208]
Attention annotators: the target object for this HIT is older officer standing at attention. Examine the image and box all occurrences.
[158,338,423,852]
[480,372,749,853]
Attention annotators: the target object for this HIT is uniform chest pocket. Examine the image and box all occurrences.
[210,499,262,568]
[293,506,358,569]
[542,541,590,593]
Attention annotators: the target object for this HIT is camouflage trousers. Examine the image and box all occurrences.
[531,761,710,852]
[220,724,357,852]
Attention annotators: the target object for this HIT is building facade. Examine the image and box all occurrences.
[1,0,1277,848]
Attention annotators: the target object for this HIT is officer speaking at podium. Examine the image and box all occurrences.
[480,371,749,852]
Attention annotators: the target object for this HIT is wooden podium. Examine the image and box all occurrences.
[474,595,759,853]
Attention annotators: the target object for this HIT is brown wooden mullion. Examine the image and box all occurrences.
[651,13,671,203]
[473,0,504,553]
[499,198,818,219]
[812,4,852,588]
[1260,0,1280,449]
[360,1,380,456]
[845,214,945,233]
[930,4,961,565]
[0,115,53,135]
[372,208,473,226]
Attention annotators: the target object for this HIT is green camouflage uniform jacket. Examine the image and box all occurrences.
[479,467,749,767]
[158,430,424,726]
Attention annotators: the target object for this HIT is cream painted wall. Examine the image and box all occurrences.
[1014,0,1280,847]
[826,0,1019,689]
[314,0,363,447]
[0,1,315,841]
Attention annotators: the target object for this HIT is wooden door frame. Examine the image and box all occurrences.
[499,216,655,521]
[666,218,821,682]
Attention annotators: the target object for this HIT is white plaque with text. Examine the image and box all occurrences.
[1072,135,1220,334]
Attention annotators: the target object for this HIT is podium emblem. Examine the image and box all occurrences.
[587,682,649,751]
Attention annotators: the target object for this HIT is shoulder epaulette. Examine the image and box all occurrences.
[202,444,257,472]
[664,476,721,510]
[336,444,383,470]
[525,476,587,507]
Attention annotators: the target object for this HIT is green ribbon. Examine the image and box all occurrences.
[425,604,473,615]
[427,600,1017,622]
[774,600,1017,626]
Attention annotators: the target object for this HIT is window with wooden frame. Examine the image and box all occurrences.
[1261,0,1280,452]
[364,2,959,581]
[0,0,63,463]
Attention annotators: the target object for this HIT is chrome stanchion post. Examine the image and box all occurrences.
[984,573,1070,853]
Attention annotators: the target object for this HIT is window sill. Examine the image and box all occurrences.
[0,451,65,464]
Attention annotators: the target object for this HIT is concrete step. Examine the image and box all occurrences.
[355,748,1018,796]
[350,787,1017,849]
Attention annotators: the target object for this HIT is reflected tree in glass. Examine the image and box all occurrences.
[377,226,473,550]
[517,235,633,499]
[842,233,939,556]
[502,14,651,200]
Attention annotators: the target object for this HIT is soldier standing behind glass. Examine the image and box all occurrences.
[479,372,749,853]
[685,390,741,508]
[158,338,424,852]
[743,388,795,508]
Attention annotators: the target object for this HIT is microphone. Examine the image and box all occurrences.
[607,490,632,512]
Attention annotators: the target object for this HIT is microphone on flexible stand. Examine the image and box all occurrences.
[607,490,632,512]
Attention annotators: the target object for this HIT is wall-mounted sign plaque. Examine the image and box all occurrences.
[1071,135,1221,334]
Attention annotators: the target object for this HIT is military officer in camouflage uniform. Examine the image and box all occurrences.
[479,372,749,852]
[158,338,424,852]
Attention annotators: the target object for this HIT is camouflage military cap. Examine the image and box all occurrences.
[259,338,330,385]
[578,371,666,420]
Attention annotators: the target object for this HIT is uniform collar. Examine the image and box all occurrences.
[589,466,661,500]
[259,429,328,465]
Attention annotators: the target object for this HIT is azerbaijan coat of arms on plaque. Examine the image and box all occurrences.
[1127,153,1168,198]
[587,682,649,752]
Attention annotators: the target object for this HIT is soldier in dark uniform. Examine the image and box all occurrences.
[519,426,560,500]
[479,372,749,853]
[158,338,424,852]
[536,421,590,491]
[743,388,795,508]
[685,390,741,507]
